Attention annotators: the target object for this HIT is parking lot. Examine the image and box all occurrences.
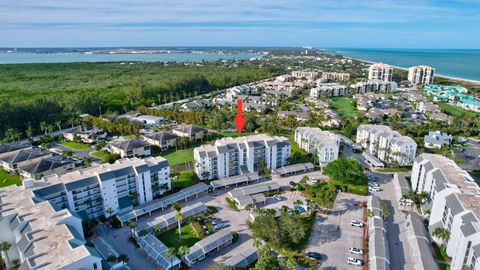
[306,192,367,269]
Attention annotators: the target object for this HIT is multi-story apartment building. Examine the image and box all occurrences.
[35,157,170,218]
[321,72,350,81]
[356,125,417,166]
[309,83,347,98]
[294,127,340,164]
[0,185,103,269]
[291,70,318,80]
[368,63,393,82]
[408,65,435,85]
[194,134,290,180]
[351,80,398,94]
[411,153,480,270]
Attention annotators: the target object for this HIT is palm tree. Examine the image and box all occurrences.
[25,123,33,139]
[40,121,47,135]
[0,241,12,267]
[286,256,297,269]
[118,254,129,266]
[126,220,137,237]
[166,247,176,267]
[55,120,62,131]
[177,245,189,258]
[432,227,450,247]
[152,225,161,236]
[106,255,117,265]
[171,202,183,238]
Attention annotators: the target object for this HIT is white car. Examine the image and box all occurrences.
[347,257,363,266]
[369,186,381,192]
[368,182,380,187]
[349,247,364,255]
[214,223,228,230]
[307,176,319,184]
[350,220,364,227]
[273,194,283,201]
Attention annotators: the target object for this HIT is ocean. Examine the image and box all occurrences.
[0,52,261,64]
[329,48,480,82]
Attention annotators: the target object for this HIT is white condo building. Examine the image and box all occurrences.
[294,127,340,164]
[351,80,398,94]
[411,154,480,270]
[194,134,290,180]
[309,83,347,98]
[0,186,103,269]
[356,125,417,166]
[38,157,171,218]
[291,70,318,80]
[321,72,350,81]
[408,65,435,85]
[368,63,393,82]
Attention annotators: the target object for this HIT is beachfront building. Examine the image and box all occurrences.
[368,63,393,82]
[321,72,350,81]
[0,186,103,270]
[408,65,435,85]
[291,70,318,80]
[424,131,452,149]
[294,127,340,164]
[356,125,417,166]
[351,80,398,94]
[410,153,480,270]
[193,134,290,180]
[309,83,347,98]
[33,157,171,218]
[458,99,480,112]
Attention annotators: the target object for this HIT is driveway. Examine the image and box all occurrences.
[50,143,100,162]
[306,192,367,270]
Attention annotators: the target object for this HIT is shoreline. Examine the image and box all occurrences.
[345,57,480,85]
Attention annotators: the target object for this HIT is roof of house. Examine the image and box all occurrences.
[0,143,31,155]
[18,156,74,176]
[145,131,179,142]
[172,124,207,135]
[0,148,52,165]
[110,138,149,151]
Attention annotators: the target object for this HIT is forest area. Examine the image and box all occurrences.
[0,60,282,140]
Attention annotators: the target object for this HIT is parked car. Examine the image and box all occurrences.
[349,247,364,255]
[368,176,378,181]
[368,182,380,187]
[289,181,298,188]
[307,176,319,184]
[294,205,306,213]
[369,186,381,192]
[273,194,283,201]
[305,252,323,261]
[346,257,363,266]
[214,223,228,230]
[350,220,364,227]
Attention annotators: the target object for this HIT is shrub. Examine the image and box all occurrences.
[225,197,240,211]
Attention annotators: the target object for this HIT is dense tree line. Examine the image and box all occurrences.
[0,60,281,140]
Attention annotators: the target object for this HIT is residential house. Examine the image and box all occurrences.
[18,156,76,180]
[143,131,179,151]
[109,138,151,158]
[172,124,208,140]
[131,115,165,127]
[63,126,107,143]
[424,131,452,149]
[0,148,53,173]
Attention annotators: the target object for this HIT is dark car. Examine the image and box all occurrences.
[289,181,297,188]
[305,252,324,261]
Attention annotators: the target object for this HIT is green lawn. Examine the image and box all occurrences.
[328,97,358,119]
[157,224,200,249]
[288,137,312,164]
[90,150,111,161]
[438,103,478,118]
[377,167,412,173]
[59,141,91,150]
[163,148,194,166]
[0,169,22,188]
[172,170,199,189]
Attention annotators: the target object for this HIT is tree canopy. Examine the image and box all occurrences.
[323,157,366,185]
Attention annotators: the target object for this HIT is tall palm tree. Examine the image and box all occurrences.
[0,241,12,267]
[55,120,62,132]
[432,227,450,247]
[171,203,183,238]
[40,121,47,135]
[166,247,176,267]
[118,254,129,266]
[126,220,137,237]
[177,245,189,258]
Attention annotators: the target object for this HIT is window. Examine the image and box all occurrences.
[93,263,97,269]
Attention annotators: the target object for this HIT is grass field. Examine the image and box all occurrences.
[288,136,312,164]
[438,103,478,118]
[157,224,200,249]
[0,169,22,188]
[172,170,199,189]
[163,148,194,166]
[328,97,358,119]
[59,141,91,150]
[90,150,111,161]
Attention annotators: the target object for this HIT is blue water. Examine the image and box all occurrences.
[0,52,261,64]
[329,48,480,82]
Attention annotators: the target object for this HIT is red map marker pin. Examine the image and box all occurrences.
[234,98,246,135]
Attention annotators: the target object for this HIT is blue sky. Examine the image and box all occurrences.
[1,0,479,48]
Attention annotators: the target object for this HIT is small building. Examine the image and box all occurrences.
[131,115,165,127]
[0,148,53,173]
[223,245,258,268]
[273,162,314,177]
[228,182,280,209]
[63,126,107,143]
[183,229,233,266]
[405,213,439,270]
[18,156,75,180]
[424,131,452,149]
[138,234,181,270]
[210,173,262,191]
[143,131,179,151]
[172,125,207,140]
[109,138,151,158]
